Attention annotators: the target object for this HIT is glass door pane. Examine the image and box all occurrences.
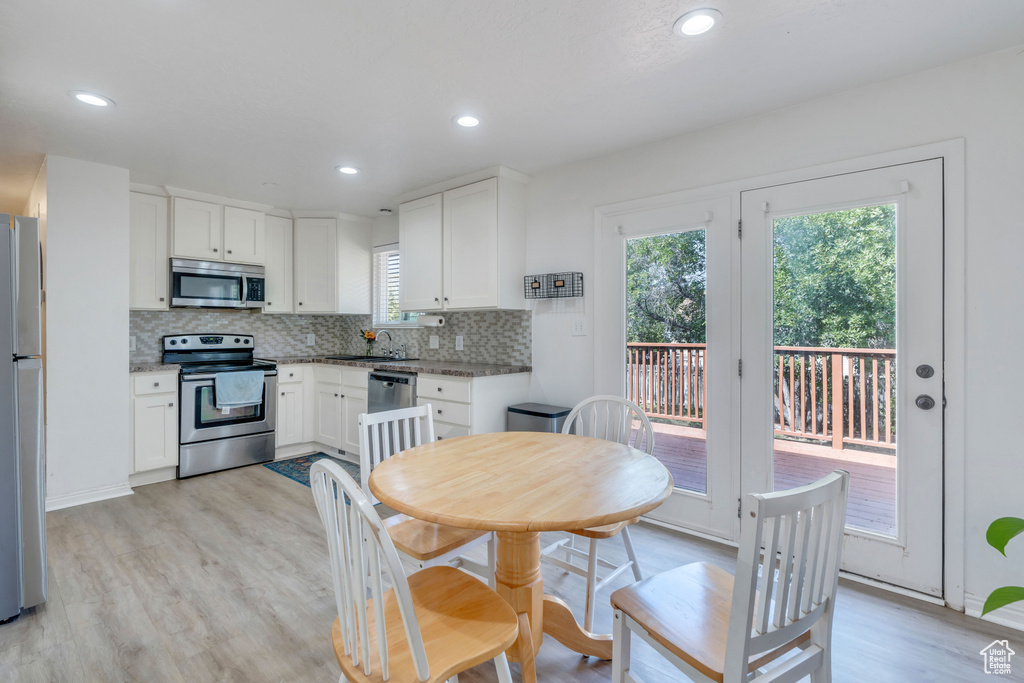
[771,204,897,535]
[626,229,707,493]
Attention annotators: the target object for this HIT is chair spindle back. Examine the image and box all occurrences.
[310,459,430,681]
[724,469,850,681]
[359,405,435,504]
[562,395,655,454]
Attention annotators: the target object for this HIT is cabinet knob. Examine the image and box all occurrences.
[299,302,303,306]
[437,387,442,392]
[340,394,345,398]
[213,248,219,252]
[281,392,285,396]
[437,409,443,415]
[444,297,449,302]
[227,250,232,254]
[437,436,443,440]
[159,297,165,302]
[267,302,272,306]
[168,402,174,407]
[289,373,294,377]
[335,393,339,397]
[434,297,439,303]
[153,382,160,387]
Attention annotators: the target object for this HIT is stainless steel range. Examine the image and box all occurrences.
[163,334,277,478]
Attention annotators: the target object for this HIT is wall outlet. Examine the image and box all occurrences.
[571,318,587,336]
[305,334,316,346]
[429,335,439,349]
[455,335,464,351]
[128,335,136,352]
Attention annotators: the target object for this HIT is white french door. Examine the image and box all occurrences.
[739,159,944,596]
[596,194,738,539]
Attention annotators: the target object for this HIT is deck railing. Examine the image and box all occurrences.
[626,343,897,450]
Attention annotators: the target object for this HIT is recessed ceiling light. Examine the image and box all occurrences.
[454,115,480,128]
[68,90,114,107]
[336,166,360,175]
[673,8,722,37]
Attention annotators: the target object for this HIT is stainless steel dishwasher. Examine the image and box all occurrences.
[367,371,417,413]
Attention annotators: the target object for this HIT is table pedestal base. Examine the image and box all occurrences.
[494,530,615,681]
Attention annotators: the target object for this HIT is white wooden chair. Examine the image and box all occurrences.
[310,459,518,683]
[611,469,850,683]
[540,395,655,632]
[359,405,496,588]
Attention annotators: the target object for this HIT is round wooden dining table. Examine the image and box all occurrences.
[368,430,673,683]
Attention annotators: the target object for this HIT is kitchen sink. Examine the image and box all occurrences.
[326,355,419,362]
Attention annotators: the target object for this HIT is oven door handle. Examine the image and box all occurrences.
[182,371,277,382]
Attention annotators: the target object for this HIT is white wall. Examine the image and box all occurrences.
[44,156,131,507]
[525,46,1024,622]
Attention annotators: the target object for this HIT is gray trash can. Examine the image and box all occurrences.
[507,402,572,433]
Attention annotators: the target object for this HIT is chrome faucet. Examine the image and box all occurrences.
[376,330,393,357]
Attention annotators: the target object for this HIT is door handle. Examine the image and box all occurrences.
[915,394,935,410]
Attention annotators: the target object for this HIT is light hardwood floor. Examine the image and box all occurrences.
[0,462,1012,682]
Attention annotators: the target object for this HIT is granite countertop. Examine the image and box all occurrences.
[129,363,180,373]
[264,356,531,378]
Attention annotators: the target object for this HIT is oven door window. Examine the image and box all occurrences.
[194,385,265,427]
[174,273,242,302]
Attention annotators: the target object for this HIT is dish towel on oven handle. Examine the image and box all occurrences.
[214,370,265,412]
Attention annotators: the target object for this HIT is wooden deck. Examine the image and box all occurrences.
[648,421,897,535]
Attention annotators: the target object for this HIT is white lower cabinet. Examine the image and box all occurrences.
[314,382,344,450]
[130,373,178,473]
[417,372,530,437]
[276,383,304,447]
[274,364,528,457]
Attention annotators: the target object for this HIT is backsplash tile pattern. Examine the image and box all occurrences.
[130,309,531,366]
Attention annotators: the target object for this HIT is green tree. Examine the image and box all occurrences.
[773,205,896,348]
[626,230,706,344]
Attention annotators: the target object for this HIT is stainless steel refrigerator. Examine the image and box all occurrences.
[0,214,46,624]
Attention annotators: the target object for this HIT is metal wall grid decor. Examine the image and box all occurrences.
[523,272,584,299]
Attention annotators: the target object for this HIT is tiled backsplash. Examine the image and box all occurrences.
[129,309,532,365]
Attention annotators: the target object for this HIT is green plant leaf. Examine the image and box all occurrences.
[987,517,1024,556]
[982,586,1024,616]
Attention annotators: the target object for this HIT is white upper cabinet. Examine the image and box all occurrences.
[293,216,372,314]
[129,192,169,310]
[337,217,372,315]
[172,197,223,260]
[445,178,499,309]
[263,215,293,314]
[399,193,444,311]
[223,206,265,264]
[398,173,526,312]
[294,217,338,313]
[171,197,266,265]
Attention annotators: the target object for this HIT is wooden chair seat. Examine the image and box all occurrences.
[572,517,637,539]
[332,566,519,683]
[383,513,491,562]
[611,562,808,683]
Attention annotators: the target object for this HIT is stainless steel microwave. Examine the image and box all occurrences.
[170,258,266,309]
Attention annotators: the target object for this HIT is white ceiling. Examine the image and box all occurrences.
[2,1,1023,217]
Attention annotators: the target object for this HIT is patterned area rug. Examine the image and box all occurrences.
[263,453,360,488]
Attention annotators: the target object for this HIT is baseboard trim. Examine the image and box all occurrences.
[46,482,134,511]
[129,467,177,488]
[965,595,1024,634]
